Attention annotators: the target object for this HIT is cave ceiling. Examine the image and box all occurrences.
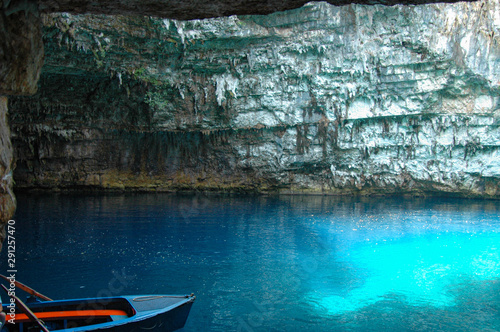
[37,0,480,20]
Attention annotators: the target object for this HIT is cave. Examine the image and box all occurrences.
[0,0,499,330]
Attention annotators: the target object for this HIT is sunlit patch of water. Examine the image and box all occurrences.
[308,232,500,315]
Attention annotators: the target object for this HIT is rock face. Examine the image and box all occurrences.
[0,1,44,248]
[36,0,479,20]
[10,1,500,197]
[0,97,16,249]
[0,1,44,96]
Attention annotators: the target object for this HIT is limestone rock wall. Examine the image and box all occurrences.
[0,1,44,249]
[10,1,500,197]
[0,98,15,248]
[0,1,44,96]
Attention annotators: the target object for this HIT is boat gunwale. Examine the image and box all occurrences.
[58,295,194,332]
[1,294,195,332]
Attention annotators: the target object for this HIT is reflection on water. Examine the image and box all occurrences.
[2,193,499,331]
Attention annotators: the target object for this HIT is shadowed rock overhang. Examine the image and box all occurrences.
[36,0,481,20]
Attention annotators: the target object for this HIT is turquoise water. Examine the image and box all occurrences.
[2,193,499,331]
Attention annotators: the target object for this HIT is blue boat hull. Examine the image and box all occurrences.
[1,294,195,332]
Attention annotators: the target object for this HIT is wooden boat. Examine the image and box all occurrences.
[1,294,195,332]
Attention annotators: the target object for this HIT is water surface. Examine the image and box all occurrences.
[2,193,500,331]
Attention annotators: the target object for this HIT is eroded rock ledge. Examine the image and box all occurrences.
[9,1,500,197]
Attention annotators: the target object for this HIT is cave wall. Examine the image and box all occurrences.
[0,97,15,246]
[0,1,44,249]
[9,0,500,197]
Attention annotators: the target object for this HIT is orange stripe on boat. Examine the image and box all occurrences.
[11,309,129,323]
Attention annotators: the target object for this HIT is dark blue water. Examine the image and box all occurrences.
[2,193,500,331]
